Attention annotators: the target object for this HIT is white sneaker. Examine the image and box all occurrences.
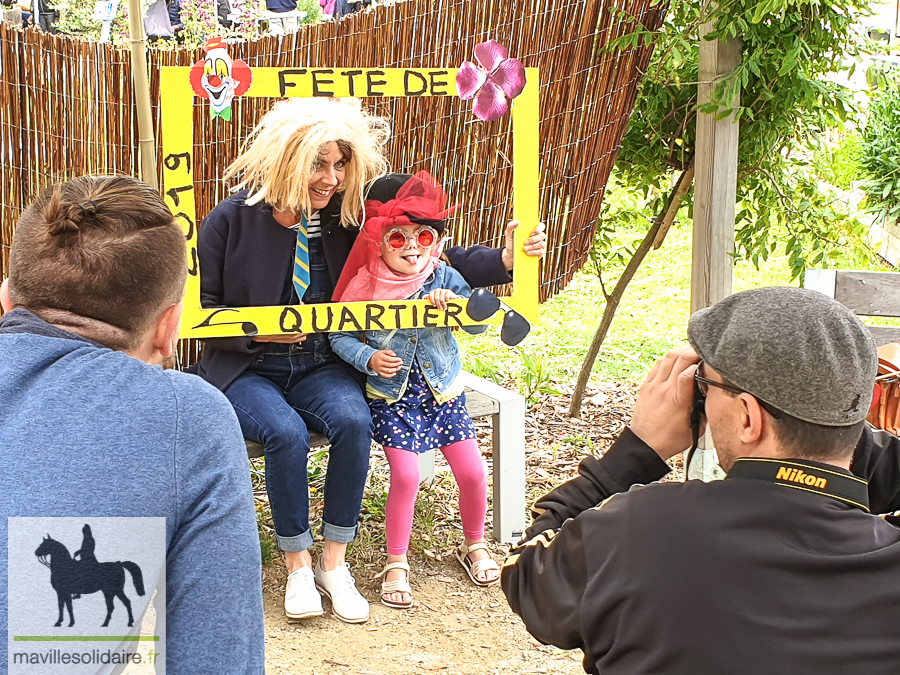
[284,567,324,619]
[314,561,370,624]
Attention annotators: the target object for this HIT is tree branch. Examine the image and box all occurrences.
[741,166,845,248]
[569,161,695,417]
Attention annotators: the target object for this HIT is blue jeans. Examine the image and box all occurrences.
[225,346,373,551]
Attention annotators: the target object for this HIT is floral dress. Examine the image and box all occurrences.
[369,360,476,453]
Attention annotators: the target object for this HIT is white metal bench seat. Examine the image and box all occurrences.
[244,372,527,544]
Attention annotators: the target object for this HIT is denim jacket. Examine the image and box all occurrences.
[328,263,488,404]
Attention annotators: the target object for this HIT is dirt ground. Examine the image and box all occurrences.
[256,382,652,675]
[262,556,585,675]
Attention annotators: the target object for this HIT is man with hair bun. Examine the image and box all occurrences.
[502,286,900,675]
[0,175,265,673]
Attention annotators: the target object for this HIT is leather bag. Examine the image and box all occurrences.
[868,343,900,435]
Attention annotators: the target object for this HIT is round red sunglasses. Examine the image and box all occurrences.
[383,226,439,250]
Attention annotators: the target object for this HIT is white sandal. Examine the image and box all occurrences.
[375,561,413,609]
[455,542,500,588]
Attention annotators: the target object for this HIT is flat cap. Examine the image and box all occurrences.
[688,286,876,426]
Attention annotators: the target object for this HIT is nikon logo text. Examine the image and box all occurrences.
[776,467,827,489]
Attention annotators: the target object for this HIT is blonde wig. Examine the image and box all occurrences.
[225,98,390,228]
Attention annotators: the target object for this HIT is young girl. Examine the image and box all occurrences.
[329,172,500,609]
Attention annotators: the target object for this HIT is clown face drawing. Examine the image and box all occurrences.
[189,38,252,121]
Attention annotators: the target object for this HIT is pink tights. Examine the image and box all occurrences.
[384,439,487,556]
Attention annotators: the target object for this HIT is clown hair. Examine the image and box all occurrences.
[225,98,390,228]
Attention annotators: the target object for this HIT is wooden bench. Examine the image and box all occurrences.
[245,371,527,544]
[804,270,900,345]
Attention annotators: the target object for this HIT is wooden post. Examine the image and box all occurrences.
[690,19,741,313]
[127,0,158,190]
[895,0,899,44]
[687,19,741,477]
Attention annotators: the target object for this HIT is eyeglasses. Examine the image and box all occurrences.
[694,362,745,398]
[383,226,438,250]
[694,361,781,418]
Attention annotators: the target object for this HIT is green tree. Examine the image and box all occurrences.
[570,0,875,414]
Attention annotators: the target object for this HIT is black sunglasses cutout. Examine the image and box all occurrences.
[466,288,531,346]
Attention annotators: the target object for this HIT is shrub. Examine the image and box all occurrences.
[812,130,863,191]
[297,0,322,23]
[861,83,900,225]
[55,0,119,39]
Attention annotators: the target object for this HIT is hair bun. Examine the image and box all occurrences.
[48,200,100,235]
[47,218,80,235]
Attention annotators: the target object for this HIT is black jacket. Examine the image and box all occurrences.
[196,191,513,391]
[502,427,900,675]
[850,425,900,516]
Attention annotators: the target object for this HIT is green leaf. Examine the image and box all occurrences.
[778,50,799,77]
[750,0,774,23]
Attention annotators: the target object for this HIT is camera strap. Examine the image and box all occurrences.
[727,458,870,512]
[685,395,706,471]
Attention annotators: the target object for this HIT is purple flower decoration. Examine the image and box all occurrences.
[456,40,527,122]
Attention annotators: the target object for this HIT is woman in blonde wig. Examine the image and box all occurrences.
[197,97,545,625]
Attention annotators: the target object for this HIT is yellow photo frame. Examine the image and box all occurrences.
[160,66,540,339]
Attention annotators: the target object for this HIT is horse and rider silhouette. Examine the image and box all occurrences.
[35,525,145,628]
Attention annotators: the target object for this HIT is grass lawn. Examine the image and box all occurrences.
[458,218,883,389]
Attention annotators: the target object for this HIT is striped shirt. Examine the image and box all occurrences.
[289,212,321,239]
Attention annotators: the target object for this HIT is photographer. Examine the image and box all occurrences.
[502,287,900,675]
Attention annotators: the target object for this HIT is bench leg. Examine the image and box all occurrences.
[491,397,527,544]
[418,448,436,487]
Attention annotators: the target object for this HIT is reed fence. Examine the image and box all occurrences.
[0,0,665,305]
